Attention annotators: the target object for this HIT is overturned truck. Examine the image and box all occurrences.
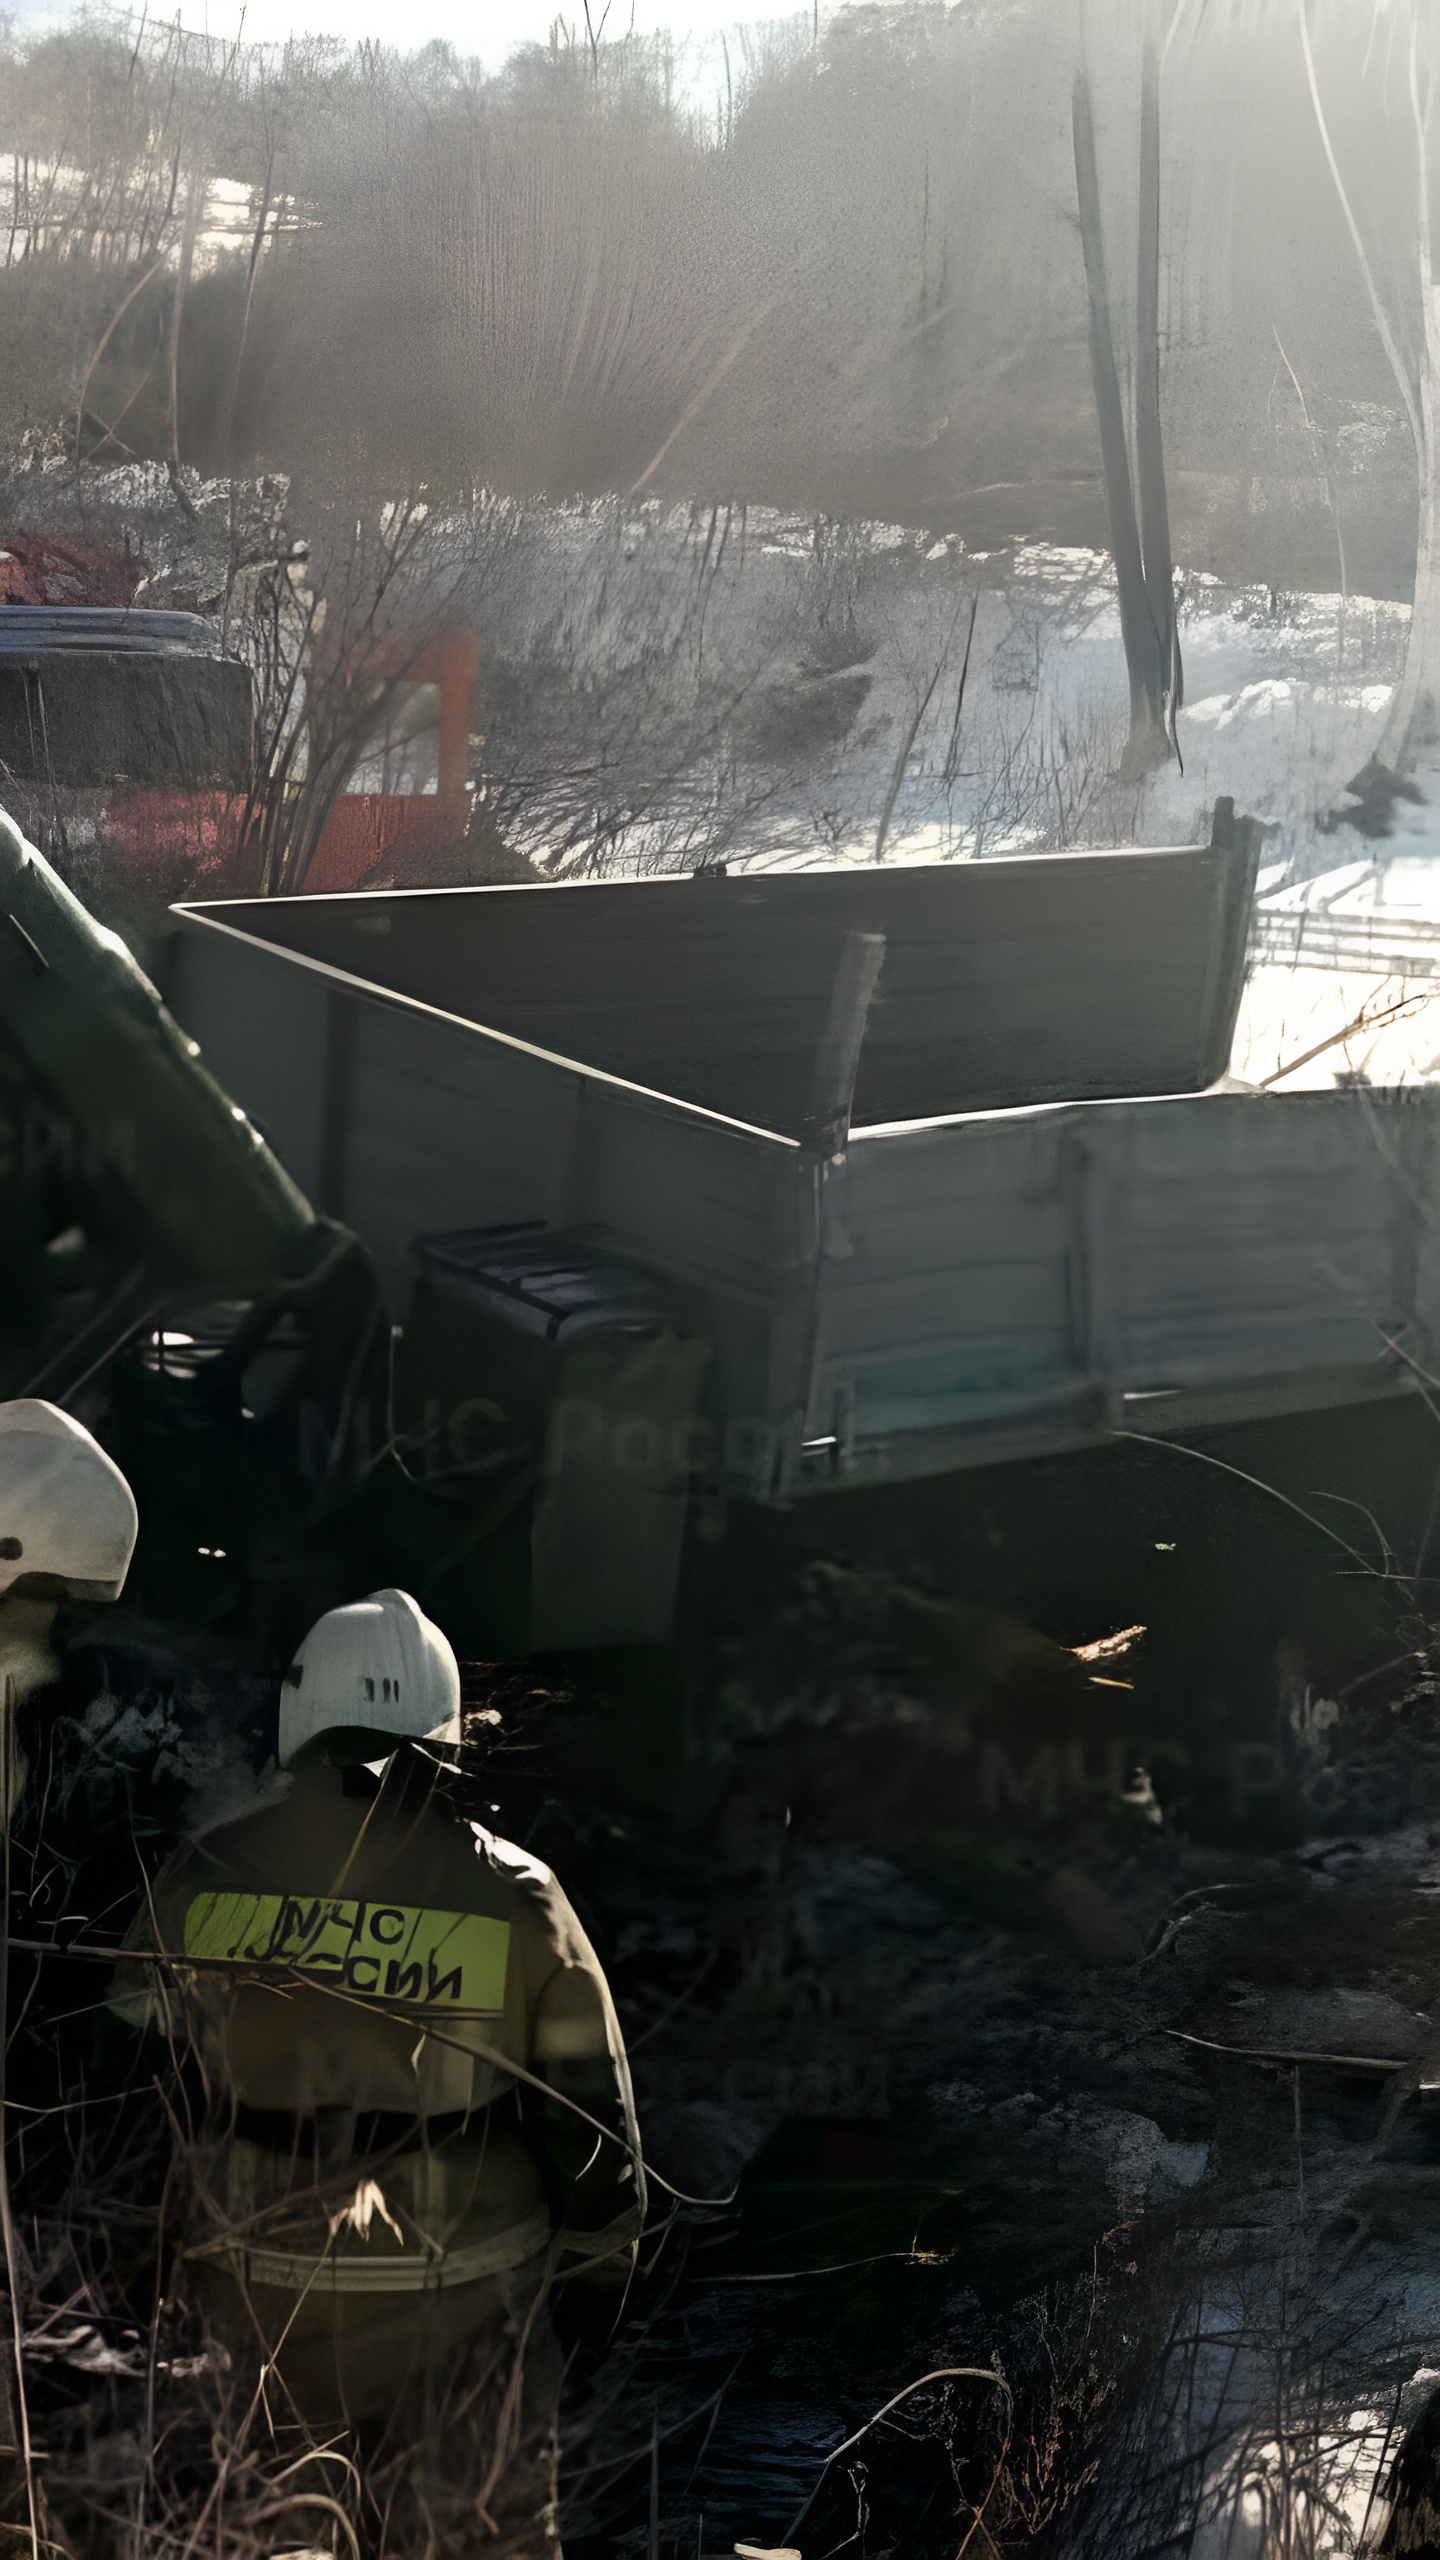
[10,775,1440,1665]
[151,805,1440,1651]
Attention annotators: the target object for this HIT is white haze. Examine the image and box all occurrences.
[1,0,783,70]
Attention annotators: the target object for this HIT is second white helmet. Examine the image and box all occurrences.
[0,1401,138,1604]
[277,1587,461,1768]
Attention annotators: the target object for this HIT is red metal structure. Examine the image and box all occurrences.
[0,527,481,896]
[0,533,146,608]
[96,626,480,897]
[306,630,479,893]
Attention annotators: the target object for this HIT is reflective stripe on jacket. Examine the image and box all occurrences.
[117,1745,645,2262]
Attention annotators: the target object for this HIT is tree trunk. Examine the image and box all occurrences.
[1304,0,1437,779]
[1379,283,1440,770]
[1134,17,1182,755]
[1072,69,1172,780]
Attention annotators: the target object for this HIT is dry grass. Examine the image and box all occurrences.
[13,2114,565,2560]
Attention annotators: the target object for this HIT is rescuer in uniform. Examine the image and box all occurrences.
[117,1587,645,2446]
[0,1398,139,1892]
[0,1400,138,2537]
[0,1398,139,1764]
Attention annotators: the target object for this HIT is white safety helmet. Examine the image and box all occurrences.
[277,1587,462,1768]
[0,1401,139,1604]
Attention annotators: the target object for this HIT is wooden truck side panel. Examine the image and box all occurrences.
[800,1091,1439,1489]
[165,914,797,1445]
[166,913,1440,1507]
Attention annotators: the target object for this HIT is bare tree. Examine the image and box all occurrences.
[1298,0,1439,775]
[1072,6,1182,781]
[226,486,512,896]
